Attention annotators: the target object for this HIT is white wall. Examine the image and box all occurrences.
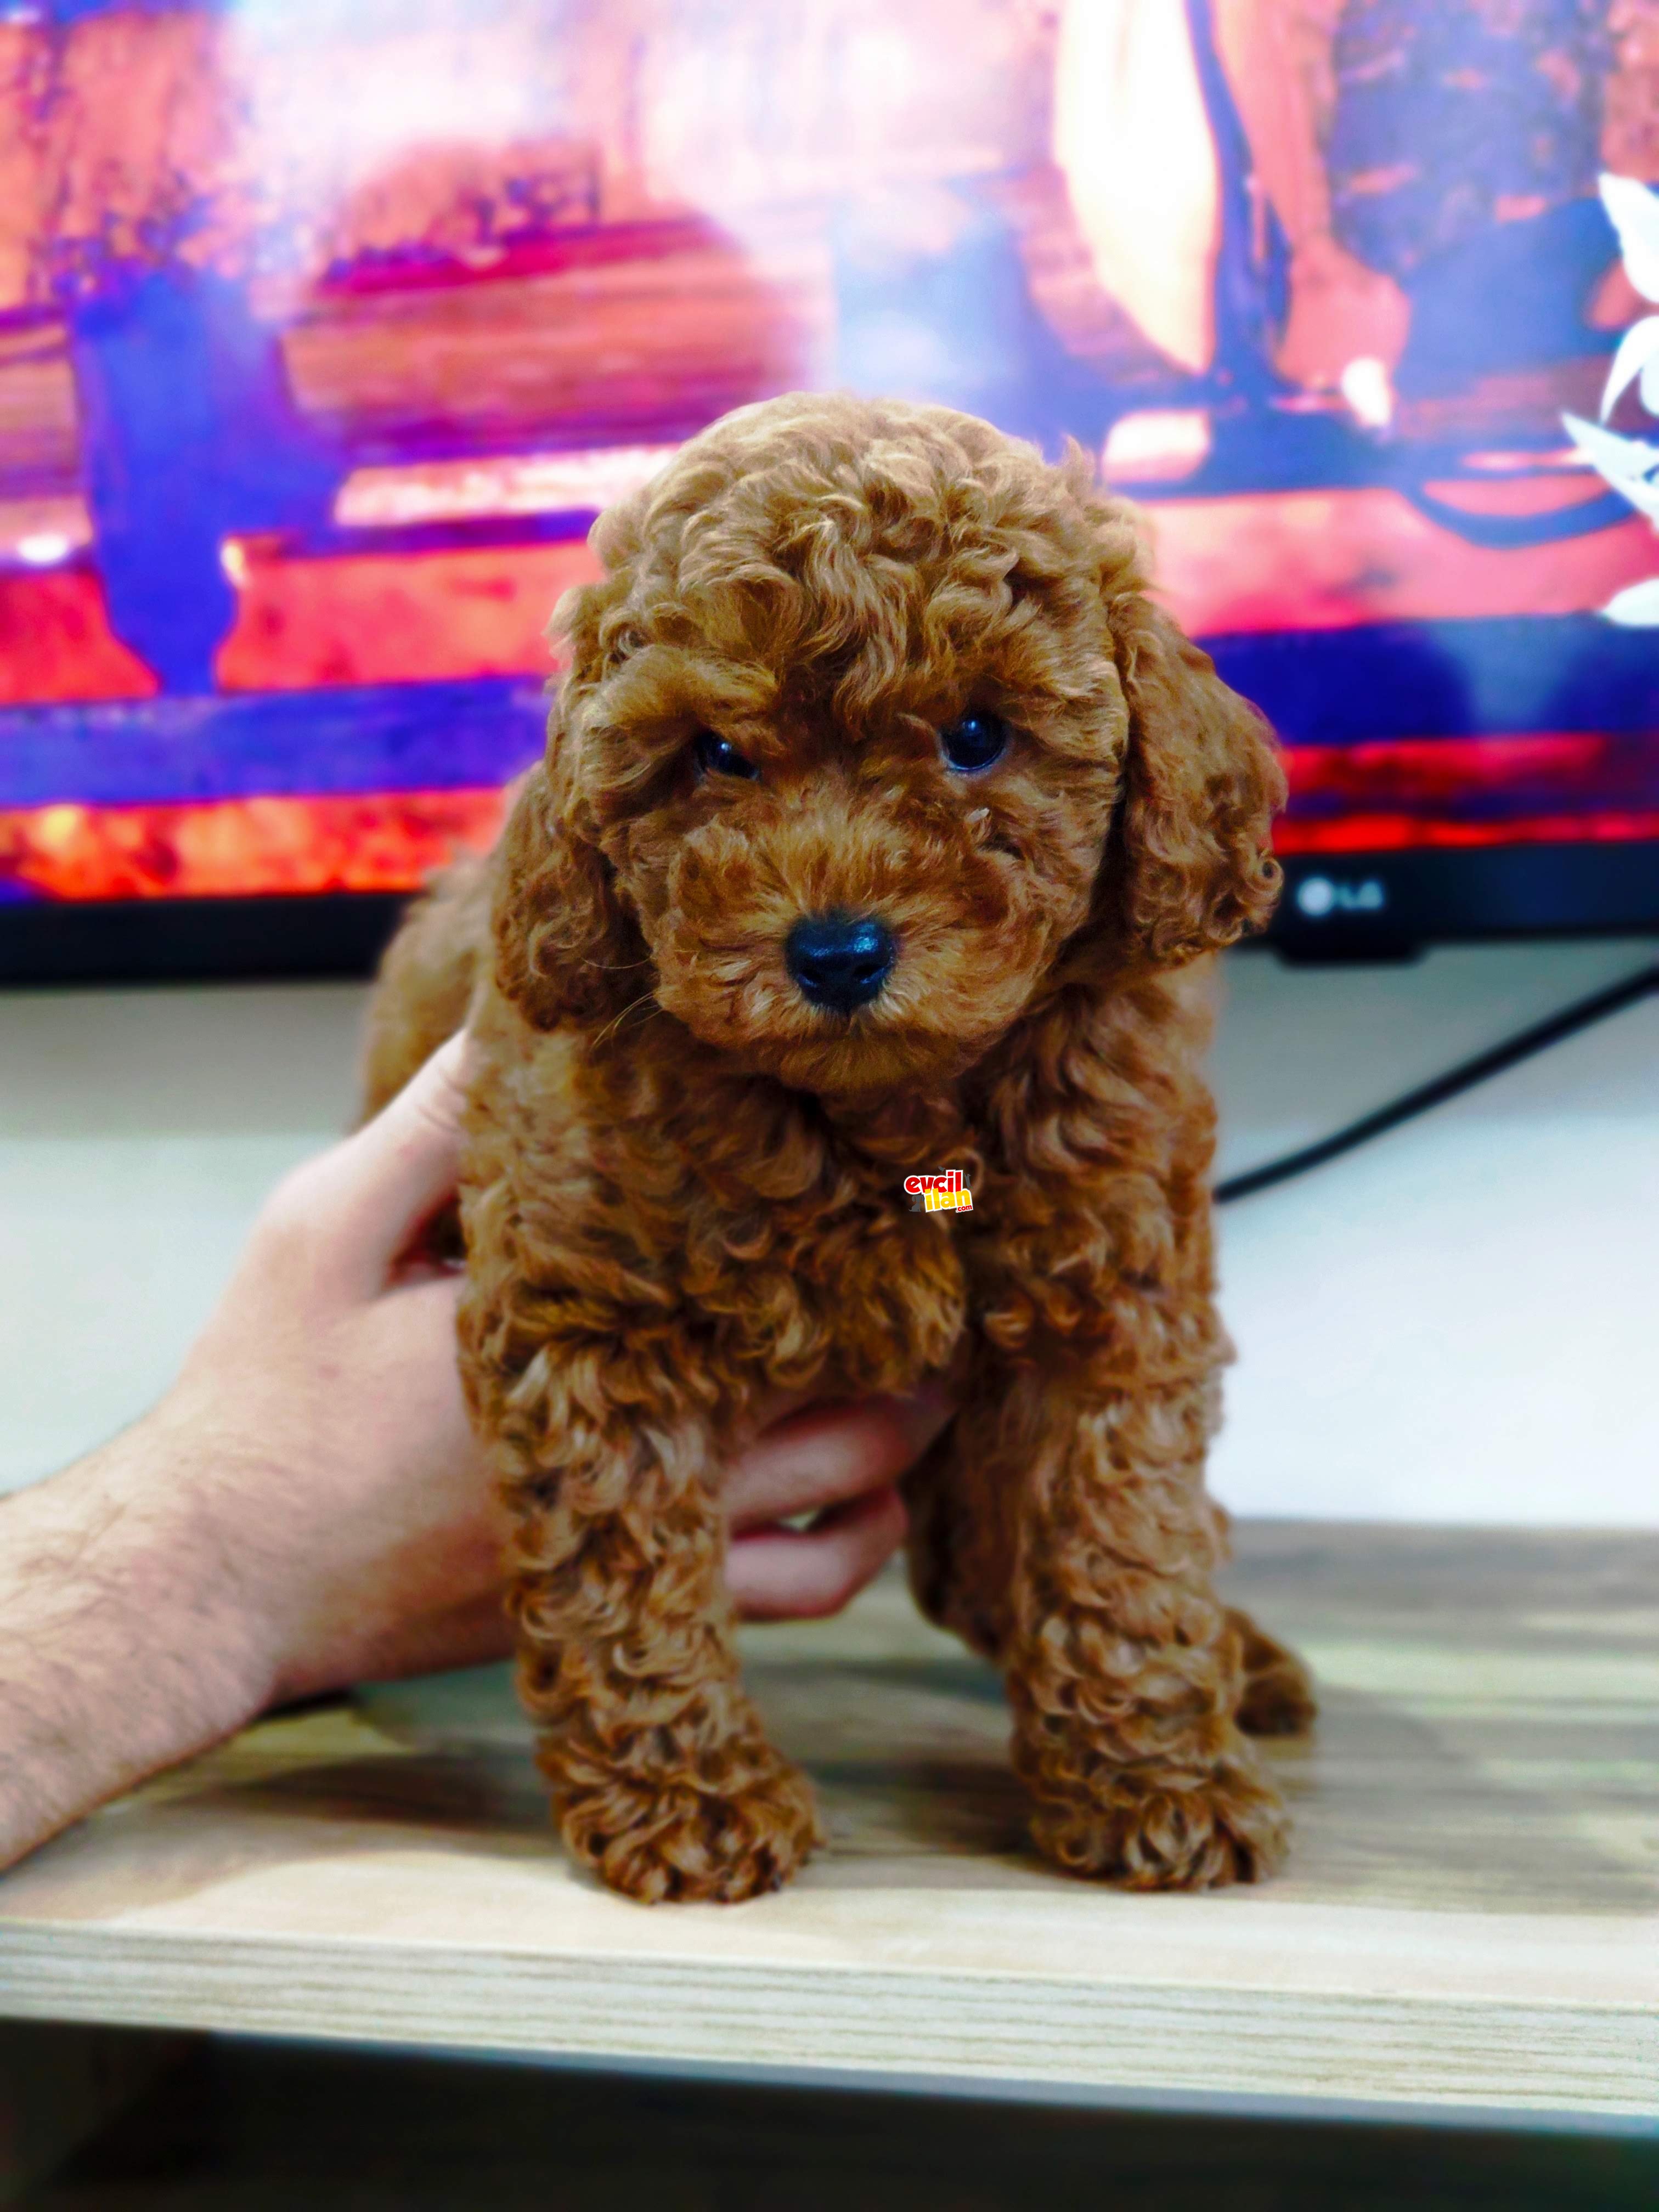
[0,982,365,1498]
[2,939,1655,1524]
[1209,939,1657,1528]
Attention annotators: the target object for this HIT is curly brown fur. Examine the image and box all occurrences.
[364,392,1313,1903]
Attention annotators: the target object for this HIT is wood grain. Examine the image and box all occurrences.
[1,1523,1654,2120]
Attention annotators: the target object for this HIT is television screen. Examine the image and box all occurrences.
[3,0,1658,973]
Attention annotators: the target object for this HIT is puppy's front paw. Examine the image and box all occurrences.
[558,1754,823,1904]
[1029,1756,1288,1891]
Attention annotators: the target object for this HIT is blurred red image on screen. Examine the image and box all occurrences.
[2,0,1658,904]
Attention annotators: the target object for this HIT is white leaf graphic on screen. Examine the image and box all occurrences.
[1564,177,1659,623]
[1563,413,1659,514]
[1599,316,1659,420]
[1599,176,1659,304]
[1601,578,1659,627]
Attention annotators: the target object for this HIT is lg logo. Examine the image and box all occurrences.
[1294,874,1388,919]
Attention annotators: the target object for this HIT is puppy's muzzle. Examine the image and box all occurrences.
[786,913,895,1014]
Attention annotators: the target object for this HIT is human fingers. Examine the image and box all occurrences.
[725,1384,954,1533]
[277,1033,472,1297]
[727,1486,908,1621]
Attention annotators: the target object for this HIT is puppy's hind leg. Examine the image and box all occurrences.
[902,1418,983,1647]
[1229,1607,1317,1739]
[1209,1501,1316,1736]
[901,1390,1020,1666]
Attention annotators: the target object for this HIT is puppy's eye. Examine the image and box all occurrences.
[940,710,1008,774]
[694,729,760,781]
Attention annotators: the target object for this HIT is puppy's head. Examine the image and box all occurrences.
[498,394,1282,1095]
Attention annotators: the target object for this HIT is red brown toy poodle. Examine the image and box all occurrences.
[362,391,1316,1905]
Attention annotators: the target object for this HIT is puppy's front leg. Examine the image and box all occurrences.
[471,1318,820,1903]
[1003,1363,1288,1889]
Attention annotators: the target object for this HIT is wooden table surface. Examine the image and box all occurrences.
[1,1522,1655,2124]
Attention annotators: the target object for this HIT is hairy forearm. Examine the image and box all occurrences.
[0,1415,276,1872]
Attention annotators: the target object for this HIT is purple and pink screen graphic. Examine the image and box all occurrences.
[4,0,1659,904]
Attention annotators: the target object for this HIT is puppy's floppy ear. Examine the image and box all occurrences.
[1105,590,1285,965]
[492,503,654,1030]
[490,726,638,1031]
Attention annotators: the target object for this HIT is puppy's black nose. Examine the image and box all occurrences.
[786,913,895,1013]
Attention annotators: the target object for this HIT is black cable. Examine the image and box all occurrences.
[1214,958,1659,1205]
